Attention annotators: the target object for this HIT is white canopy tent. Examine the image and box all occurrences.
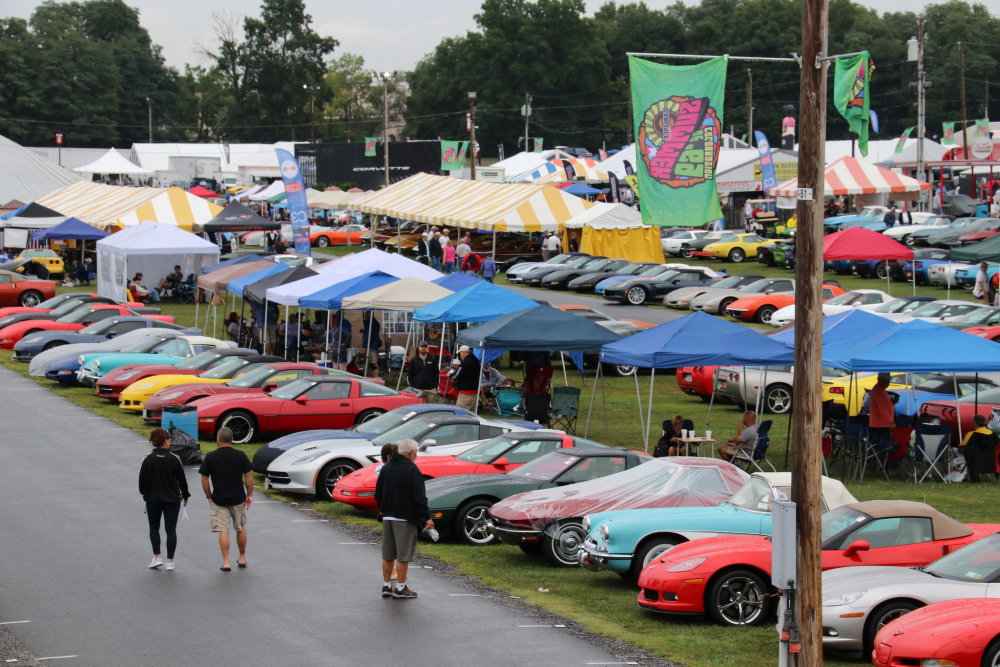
[339,277,453,311]
[74,148,152,176]
[248,181,286,201]
[96,221,219,302]
[0,134,80,203]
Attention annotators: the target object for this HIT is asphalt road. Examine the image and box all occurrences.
[502,280,687,326]
[0,367,658,667]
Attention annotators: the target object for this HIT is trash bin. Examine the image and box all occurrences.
[162,404,198,442]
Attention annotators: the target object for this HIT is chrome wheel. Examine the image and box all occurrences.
[708,569,772,626]
[542,521,586,567]
[457,500,496,545]
[318,459,360,501]
[19,290,42,307]
[765,384,793,414]
[625,286,648,305]
[219,410,256,444]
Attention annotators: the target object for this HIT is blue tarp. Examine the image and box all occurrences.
[563,183,602,196]
[432,273,481,291]
[226,263,291,297]
[599,310,794,368]
[298,271,399,310]
[414,281,538,323]
[769,309,899,346]
[202,254,267,274]
[29,217,108,241]
[822,319,1000,372]
[456,304,621,351]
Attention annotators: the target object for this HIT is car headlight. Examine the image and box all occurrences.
[23,335,42,344]
[116,371,142,381]
[823,591,864,607]
[665,557,706,573]
[582,517,590,532]
[94,360,101,370]
[159,391,183,401]
[293,450,329,464]
[599,523,611,541]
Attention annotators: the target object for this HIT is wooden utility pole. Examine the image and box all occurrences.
[961,43,969,152]
[747,69,754,145]
[792,0,828,664]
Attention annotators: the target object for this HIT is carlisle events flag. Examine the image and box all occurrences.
[629,54,726,227]
[895,127,915,154]
[440,141,468,171]
[833,51,875,156]
[274,148,311,255]
[364,137,377,157]
[753,131,777,192]
[942,122,955,145]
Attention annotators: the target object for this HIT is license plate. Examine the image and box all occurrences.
[719,381,729,389]
[683,374,693,382]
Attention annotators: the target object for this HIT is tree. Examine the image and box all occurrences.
[321,54,379,141]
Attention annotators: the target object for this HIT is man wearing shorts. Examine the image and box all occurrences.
[374,439,433,599]
[199,427,253,571]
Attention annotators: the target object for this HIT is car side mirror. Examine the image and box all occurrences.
[843,539,870,558]
[263,383,278,393]
[493,456,511,469]
[295,396,309,404]
[419,439,436,452]
[106,332,118,338]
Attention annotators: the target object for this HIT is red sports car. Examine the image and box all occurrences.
[0,270,57,308]
[919,384,1000,441]
[676,366,717,400]
[636,500,1000,627]
[332,431,592,511]
[192,375,422,443]
[96,349,261,401]
[872,598,1000,667]
[965,323,1000,341]
[0,304,173,349]
[0,291,94,319]
[142,361,342,423]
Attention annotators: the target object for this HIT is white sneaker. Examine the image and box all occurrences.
[164,561,175,571]
[148,556,164,569]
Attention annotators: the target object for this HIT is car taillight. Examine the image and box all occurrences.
[729,372,740,382]
[829,387,844,394]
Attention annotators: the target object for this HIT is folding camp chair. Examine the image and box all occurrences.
[523,392,551,426]
[549,386,581,434]
[730,420,776,472]
[175,274,196,304]
[492,387,524,418]
[911,422,952,483]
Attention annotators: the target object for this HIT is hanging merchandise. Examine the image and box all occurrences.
[628,54,727,227]
[833,51,875,156]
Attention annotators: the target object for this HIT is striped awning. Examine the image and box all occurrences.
[33,181,165,228]
[114,187,223,231]
[769,156,932,197]
[307,190,367,209]
[522,158,609,184]
[352,172,594,232]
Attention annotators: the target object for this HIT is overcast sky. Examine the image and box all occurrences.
[6,0,1000,72]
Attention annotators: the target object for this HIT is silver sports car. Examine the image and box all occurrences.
[821,532,1000,656]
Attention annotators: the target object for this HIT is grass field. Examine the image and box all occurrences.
[4,248,991,667]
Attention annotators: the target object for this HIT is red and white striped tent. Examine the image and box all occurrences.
[768,156,932,196]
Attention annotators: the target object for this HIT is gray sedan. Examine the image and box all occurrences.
[690,277,795,315]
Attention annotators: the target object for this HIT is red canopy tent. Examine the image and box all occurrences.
[187,185,218,199]
[822,227,913,261]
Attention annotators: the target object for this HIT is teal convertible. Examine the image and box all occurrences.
[579,472,857,580]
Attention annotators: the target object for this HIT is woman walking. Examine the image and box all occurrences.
[139,428,190,571]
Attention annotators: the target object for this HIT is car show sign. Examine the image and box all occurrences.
[833,50,875,156]
[274,148,311,255]
[628,54,726,227]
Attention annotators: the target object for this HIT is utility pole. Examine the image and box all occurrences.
[792,0,828,664]
[523,92,532,150]
[468,91,478,181]
[146,97,152,143]
[747,69,754,146]
[909,19,928,209]
[961,43,969,154]
[379,71,392,188]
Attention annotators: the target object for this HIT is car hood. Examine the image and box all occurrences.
[264,429,375,452]
[822,564,932,597]
[16,331,104,349]
[425,473,537,502]
[270,439,381,467]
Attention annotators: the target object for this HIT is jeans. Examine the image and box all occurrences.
[146,501,181,558]
[431,256,441,271]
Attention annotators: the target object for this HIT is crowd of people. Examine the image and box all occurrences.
[413,227,497,280]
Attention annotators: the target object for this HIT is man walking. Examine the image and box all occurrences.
[406,341,440,402]
[450,345,481,413]
[375,439,433,599]
[199,427,253,571]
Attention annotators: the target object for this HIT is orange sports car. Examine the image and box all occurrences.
[724,284,844,324]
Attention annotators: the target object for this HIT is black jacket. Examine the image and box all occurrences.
[374,454,429,528]
[407,354,438,390]
[429,237,442,258]
[139,449,190,503]
[452,353,481,391]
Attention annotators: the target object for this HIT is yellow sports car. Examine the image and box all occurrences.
[822,371,936,416]
[692,233,776,263]
[16,249,64,276]
[118,356,273,412]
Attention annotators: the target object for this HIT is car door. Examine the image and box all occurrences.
[279,380,354,429]
[415,422,482,449]
[477,438,563,473]
[0,273,18,306]
[824,516,937,569]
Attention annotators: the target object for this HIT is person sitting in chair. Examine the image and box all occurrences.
[719,410,758,462]
[159,265,183,295]
[653,415,687,457]
[298,326,325,361]
[960,414,998,482]
[479,362,515,408]
[130,273,160,303]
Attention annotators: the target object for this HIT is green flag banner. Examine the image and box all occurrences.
[941,122,955,145]
[440,140,468,171]
[833,51,875,156]
[628,54,726,227]
[533,137,544,152]
[976,118,991,137]
[364,137,377,157]
[895,127,915,154]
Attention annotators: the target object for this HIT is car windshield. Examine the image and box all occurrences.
[268,378,318,400]
[227,364,281,388]
[957,385,1000,403]
[926,217,951,226]
[457,435,518,463]
[909,302,948,317]
[200,357,250,379]
[726,476,789,512]
[715,233,737,243]
[547,254,575,265]
[510,452,581,481]
[580,259,611,270]
[349,408,437,434]
[371,417,451,446]
[564,256,593,268]
[825,292,867,306]
[122,337,170,353]
[924,534,1000,582]
[36,294,72,309]
[175,351,224,370]
[50,299,89,317]
[820,506,870,544]
[858,206,882,216]
[876,298,924,313]
[615,263,644,274]
[79,318,121,334]
[637,265,671,276]
[951,308,999,324]
[711,275,748,289]
[741,279,778,292]
[57,307,104,324]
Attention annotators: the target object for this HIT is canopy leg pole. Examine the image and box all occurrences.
[296,306,301,361]
[947,261,952,300]
[633,371,645,446]
[912,258,916,296]
[473,348,482,416]
[885,260,891,296]
[644,369,656,454]
[325,311,332,364]
[283,305,290,360]
[396,328,412,391]
[584,362,600,438]
[262,300,269,354]
[953,373,964,459]
[706,367,719,429]
[560,352,568,386]
[195,288,200,330]
[491,230,497,261]
[601,362,608,436]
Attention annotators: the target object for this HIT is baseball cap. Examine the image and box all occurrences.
[418,340,430,347]
[457,345,471,353]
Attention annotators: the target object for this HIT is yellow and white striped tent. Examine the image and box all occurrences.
[353,172,594,232]
[521,158,609,185]
[34,181,164,228]
[307,189,368,209]
[115,187,222,231]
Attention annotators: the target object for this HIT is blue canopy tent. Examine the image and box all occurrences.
[298,271,399,310]
[202,254,267,274]
[414,281,537,323]
[432,273,481,291]
[29,217,108,241]
[562,183,602,197]
[226,263,291,298]
[769,309,899,346]
[599,311,796,449]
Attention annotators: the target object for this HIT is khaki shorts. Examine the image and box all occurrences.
[382,519,418,562]
[456,391,478,413]
[209,500,248,533]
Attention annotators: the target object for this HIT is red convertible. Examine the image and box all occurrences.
[142,361,342,423]
[0,270,57,308]
[332,431,590,511]
[636,500,1000,627]
[0,304,173,349]
[192,375,422,443]
[872,598,1000,667]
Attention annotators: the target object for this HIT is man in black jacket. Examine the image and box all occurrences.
[406,341,439,402]
[374,439,433,599]
[450,345,481,413]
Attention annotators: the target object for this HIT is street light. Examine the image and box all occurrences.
[302,83,315,142]
[468,91,477,181]
[145,97,152,143]
[379,71,392,187]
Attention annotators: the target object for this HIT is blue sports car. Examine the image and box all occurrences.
[76,334,233,385]
[12,316,191,362]
[579,472,857,579]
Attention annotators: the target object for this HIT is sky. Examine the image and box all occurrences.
[6,0,1000,73]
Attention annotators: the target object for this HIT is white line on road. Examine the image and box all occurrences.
[518,624,552,628]
[447,593,481,597]
[37,656,78,661]
[338,542,368,545]
[0,620,30,625]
